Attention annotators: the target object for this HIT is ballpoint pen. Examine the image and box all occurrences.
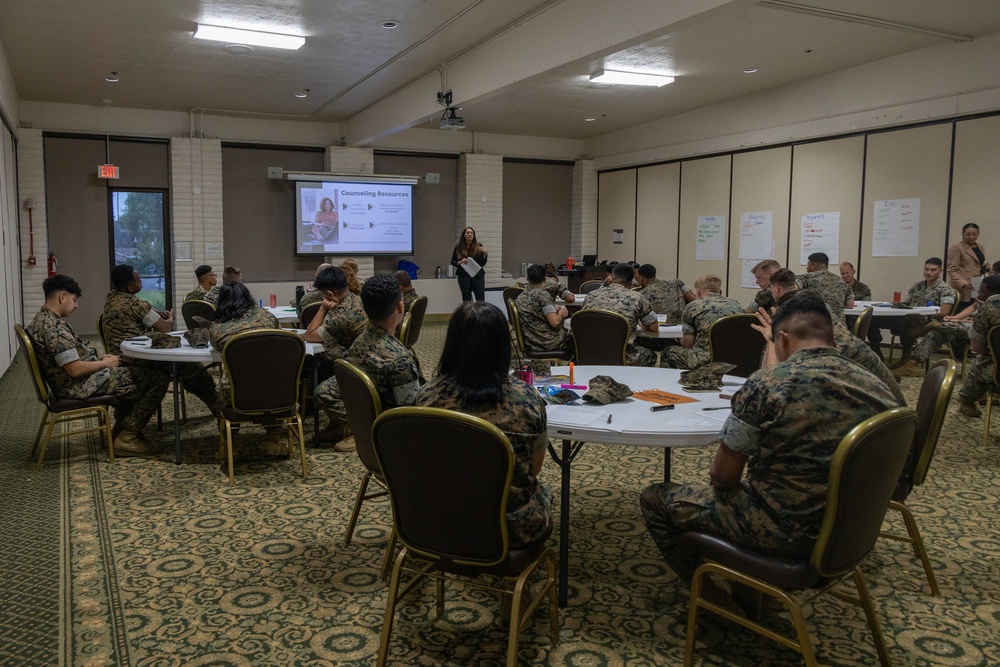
[607,414,613,424]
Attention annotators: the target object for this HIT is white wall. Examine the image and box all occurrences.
[0,35,19,130]
[588,31,1000,170]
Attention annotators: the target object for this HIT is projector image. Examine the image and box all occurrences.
[440,108,465,130]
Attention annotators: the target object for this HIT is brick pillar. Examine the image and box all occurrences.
[170,138,224,305]
[326,146,375,278]
[457,153,503,287]
[16,128,46,315]
[573,159,597,258]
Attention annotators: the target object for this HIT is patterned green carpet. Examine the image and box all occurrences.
[1,325,999,666]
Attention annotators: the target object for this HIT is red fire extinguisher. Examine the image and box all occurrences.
[47,251,59,278]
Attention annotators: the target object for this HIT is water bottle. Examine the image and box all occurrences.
[435,265,442,279]
[295,285,305,308]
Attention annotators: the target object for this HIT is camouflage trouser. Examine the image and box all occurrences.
[626,343,657,367]
[911,324,970,363]
[888,313,929,360]
[639,482,806,585]
[125,358,219,415]
[959,354,993,403]
[94,366,170,433]
[659,346,708,370]
[314,375,347,426]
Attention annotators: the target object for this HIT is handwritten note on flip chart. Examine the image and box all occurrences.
[873,198,920,257]
[739,212,773,260]
[696,216,725,260]
[741,240,776,288]
[800,212,840,265]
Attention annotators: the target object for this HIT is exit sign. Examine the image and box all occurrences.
[98,164,120,179]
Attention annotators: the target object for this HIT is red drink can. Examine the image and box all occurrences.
[269,293,277,308]
[893,291,901,302]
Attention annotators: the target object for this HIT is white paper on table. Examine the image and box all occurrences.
[697,409,732,423]
[800,212,840,265]
[546,405,606,427]
[622,413,724,433]
[462,256,482,277]
[872,198,920,257]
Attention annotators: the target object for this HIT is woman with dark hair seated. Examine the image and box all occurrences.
[209,282,284,456]
[413,301,552,547]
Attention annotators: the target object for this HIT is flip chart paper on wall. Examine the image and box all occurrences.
[741,241,776,288]
[872,198,920,257]
[800,212,840,265]
[696,216,725,260]
[739,211,772,260]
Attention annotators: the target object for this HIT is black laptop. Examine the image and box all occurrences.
[581,254,597,266]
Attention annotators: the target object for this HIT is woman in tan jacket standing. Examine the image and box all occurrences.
[947,223,988,311]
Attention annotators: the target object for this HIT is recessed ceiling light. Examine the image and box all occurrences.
[584,117,596,122]
[105,72,119,83]
[590,69,673,87]
[743,67,758,74]
[194,24,305,50]
[379,20,399,29]
[295,89,310,98]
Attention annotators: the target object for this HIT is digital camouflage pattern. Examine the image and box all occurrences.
[639,278,688,323]
[26,307,169,432]
[103,290,219,412]
[847,279,871,301]
[401,289,420,314]
[748,288,776,315]
[413,375,552,548]
[581,284,658,366]
[514,286,572,353]
[296,290,325,318]
[640,346,897,579]
[315,322,421,427]
[543,278,572,302]
[887,279,957,353]
[959,294,1000,403]
[912,322,969,363]
[185,284,219,304]
[831,318,906,406]
[661,293,744,370]
[797,269,853,322]
[319,292,367,360]
[209,307,280,406]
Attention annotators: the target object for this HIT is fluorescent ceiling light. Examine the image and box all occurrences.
[194,24,305,50]
[590,69,674,87]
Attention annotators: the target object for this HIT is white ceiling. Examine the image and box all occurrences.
[2,0,999,141]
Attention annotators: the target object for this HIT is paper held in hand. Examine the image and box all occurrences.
[462,256,482,277]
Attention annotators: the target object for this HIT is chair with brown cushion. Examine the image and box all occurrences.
[853,305,874,340]
[508,299,574,363]
[502,286,525,322]
[880,359,956,595]
[181,299,215,330]
[681,407,917,667]
[14,324,117,469]
[579,280,603,295]
[332,359,397,581]
[218,329,307,486]
[570,309,630,365]
[398,295,428,349]
[298,301,323,330]
[980,325,1000,446]
[372,407,558,667]
[707,313,766,378]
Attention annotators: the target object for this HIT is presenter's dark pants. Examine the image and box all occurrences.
[457,270,485,302]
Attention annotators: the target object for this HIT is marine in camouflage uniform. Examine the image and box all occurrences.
[401,288,421,314]
[888,278,956,364]
[318,291,368,360]
[102,290,219,414]
[846,279,871,301]
[831,318,906,406]
[543,278,572,302]
[661,293,744,370]
[748,288,776,315]
[27,307,169,433]
[184,284,219,304]
[414,375,552,548]
[640,278,689,324]
[581,284,658,366]
[315,321,421,427]
[640,346,898,581]
[209,307,280,406]
[296,289,325,318]
[514,285,573,353]
[958,293,1000,405]
[910,323,970,365]
[796,269,853,322]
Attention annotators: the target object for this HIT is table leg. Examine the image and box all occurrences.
[312,361,320,446]
[171,361,182,465]
[547,437,585,608]
[663,449,671,483]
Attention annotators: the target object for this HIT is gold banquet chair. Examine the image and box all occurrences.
[570,308,630,366]
[218,329,307,486]
[707,313,766,378]
[681,407,917,667]
[508,299,573,363]
[372,407,559,667]
[502,286,525,323]
[853,305,874,340]
[14,324,117,469]
[880,359,956,595]
[981,325,1000,446]
[579,279,603,295]
[332,359,397,581]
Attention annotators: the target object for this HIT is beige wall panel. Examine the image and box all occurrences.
[597,169,636,262]
[636,163,680,277]
[678,156,731,289]
[951,116,1000,253]
[729,147,791,303]
[861,124,952,301]
[789,136,865,279]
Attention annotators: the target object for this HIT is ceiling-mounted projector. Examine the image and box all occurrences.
[440,107,465,130]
